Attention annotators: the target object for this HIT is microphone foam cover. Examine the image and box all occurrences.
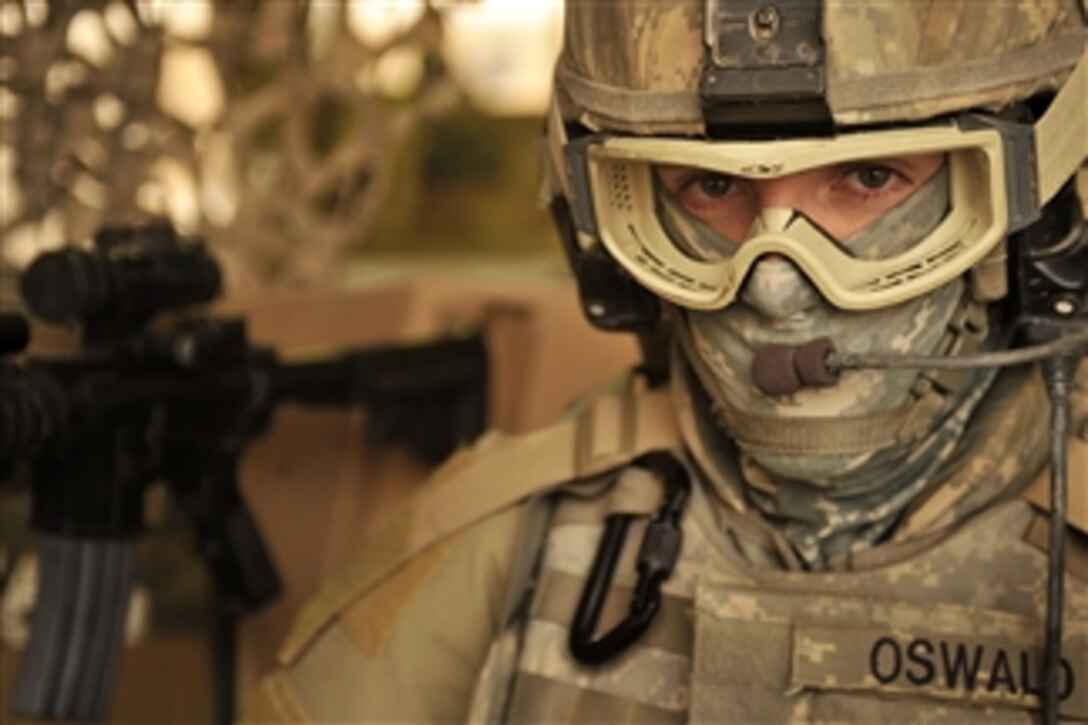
[751,337,840,397]
[795,337,839,387]
[751,344,802,396]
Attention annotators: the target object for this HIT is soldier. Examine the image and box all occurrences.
[243,1,1088,721]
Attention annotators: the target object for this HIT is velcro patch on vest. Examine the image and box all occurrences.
[794,625,1083,714]
[692,585,1088,721]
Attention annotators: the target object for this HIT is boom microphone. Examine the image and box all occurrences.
[751,327,1088,397]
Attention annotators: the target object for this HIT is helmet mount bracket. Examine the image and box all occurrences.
[700,0,832,135]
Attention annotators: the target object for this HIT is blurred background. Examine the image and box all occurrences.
[1,1,643,721]
[0,0,564,285]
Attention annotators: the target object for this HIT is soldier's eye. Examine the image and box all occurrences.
[852,165,894,190]
[691,172,736,198]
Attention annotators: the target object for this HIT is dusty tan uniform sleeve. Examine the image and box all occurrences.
[241,504,524,723]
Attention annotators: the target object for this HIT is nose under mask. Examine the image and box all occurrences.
[739,257,822,321]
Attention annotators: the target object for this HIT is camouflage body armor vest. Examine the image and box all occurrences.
[471,469,1088,722]
[244,365,1088,723]
[469,364,1088,723]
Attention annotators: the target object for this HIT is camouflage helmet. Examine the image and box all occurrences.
[553,0,1086,134]
[545,0,1088,332]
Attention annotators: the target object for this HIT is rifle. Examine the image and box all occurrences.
[0,222,489,722]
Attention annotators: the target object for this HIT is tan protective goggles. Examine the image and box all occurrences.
[566,121,1027,311]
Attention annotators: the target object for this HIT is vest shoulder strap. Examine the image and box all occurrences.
[277,381,682,664]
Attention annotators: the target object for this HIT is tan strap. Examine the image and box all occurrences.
[1036,45,1088,207]
[278,382,682,664]
[238,673,311,723]
[717,402,906,456]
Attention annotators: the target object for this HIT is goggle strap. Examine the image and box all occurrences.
[1035,47,1088,207]
[564,135,603,238]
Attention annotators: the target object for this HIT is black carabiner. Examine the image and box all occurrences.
[568,451,691,665]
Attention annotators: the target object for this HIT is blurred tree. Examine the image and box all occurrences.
[369,110,557,257]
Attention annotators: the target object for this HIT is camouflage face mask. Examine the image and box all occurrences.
[679,166,961,481]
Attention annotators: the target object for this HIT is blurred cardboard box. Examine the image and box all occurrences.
[226,269,640,702]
